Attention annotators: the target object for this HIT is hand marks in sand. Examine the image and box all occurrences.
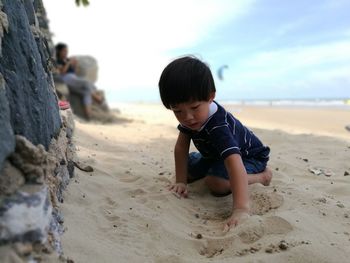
[151,182,293,259]
[108,151,294,260]
[196,215,293,258]
[193,192,291,259]
[237,215,292,244]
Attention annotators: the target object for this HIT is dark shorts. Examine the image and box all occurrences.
[187,151,269,181]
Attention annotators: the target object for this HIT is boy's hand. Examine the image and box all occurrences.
[168,182,188,198]
[223,208,250,232]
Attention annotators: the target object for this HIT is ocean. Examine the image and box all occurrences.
[109,98,350,110]
[220,98,350,109]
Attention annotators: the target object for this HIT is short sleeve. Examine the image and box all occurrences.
[208,125,241,159]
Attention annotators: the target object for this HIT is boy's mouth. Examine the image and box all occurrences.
[186,122,199,129]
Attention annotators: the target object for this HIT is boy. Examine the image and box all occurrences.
[158,56,272,230]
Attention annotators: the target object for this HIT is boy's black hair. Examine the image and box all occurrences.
[158,56,216,109]
[55,43,68,60]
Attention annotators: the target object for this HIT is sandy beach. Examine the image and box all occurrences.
[60,103,350,263]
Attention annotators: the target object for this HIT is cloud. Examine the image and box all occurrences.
[44,0,254,93]
[231,40,350,82]
[215,39,350,99]
[46,0,348,101]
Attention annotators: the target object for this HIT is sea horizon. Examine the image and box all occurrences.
[108,97,350,110]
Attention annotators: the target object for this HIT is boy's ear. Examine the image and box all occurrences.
[209,92,216,102]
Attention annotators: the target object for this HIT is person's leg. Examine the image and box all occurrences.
[204,157,272,196]
[63,74,93,119]
[246,168,272,185]
[91,91,104,104]
[205,161,231,196]
[204,170,272,196]
[62,74,93,93]
[76,86,92,120]
[243,158,272,186]
[187,152,211,183]
[83,105,92,120]
[63,73,101,104]
[204,176,231,196]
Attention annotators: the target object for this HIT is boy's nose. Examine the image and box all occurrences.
[183,111,194,121]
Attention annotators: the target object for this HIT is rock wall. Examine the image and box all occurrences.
[0,0,75,261]
[0,0,61,171]
[0,111,75,260]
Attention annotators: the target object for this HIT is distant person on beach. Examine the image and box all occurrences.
[55,42,103,119]
[158,56,272,231]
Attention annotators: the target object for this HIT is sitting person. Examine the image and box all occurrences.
[55,42,103,119]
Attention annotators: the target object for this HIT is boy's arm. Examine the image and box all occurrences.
[224,154,250,229]
[170,132,191,197]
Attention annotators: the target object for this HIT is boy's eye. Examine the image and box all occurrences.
[191,105,200,110]
[173,110,181,114]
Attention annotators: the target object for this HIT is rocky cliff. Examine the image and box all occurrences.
[0,0,61,171]
[0,0,75,261]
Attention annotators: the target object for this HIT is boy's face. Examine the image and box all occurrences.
[170,92,215,131]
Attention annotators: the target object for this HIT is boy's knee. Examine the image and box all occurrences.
[204,176,230,194]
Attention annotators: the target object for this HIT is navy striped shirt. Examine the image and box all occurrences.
[178,101,270,161]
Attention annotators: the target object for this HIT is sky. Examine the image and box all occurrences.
[43,0,350,103]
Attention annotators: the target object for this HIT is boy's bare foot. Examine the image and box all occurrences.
[247,168,273,186]
[260,167,273,186]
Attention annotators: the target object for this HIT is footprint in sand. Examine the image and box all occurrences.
[154,176,172,184]
[128,188,147,197]
[105,196,118,207]
[100,196,120,222]
[127,188,149,204]
[119,175,142,183]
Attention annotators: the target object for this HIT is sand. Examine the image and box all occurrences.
[60,103,350,263]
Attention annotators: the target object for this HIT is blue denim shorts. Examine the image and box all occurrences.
[187,152,268,181]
